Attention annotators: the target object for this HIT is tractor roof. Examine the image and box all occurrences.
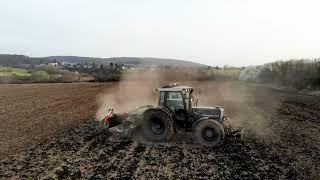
[157,86,193,92]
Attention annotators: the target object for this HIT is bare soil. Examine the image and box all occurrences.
[0,82,112,158]
[0,82,319,179]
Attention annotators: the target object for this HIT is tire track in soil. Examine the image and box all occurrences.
[269,95,320,178]
[132,145,151,178]
[42,141,135,179]
[133,144,189,179]
[41,139,96,179]
[85,140,133,179]
[108,143,146,179]
[179,147,218,179]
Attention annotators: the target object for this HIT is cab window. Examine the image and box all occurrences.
[167,92,182,100]
[166,92,183,113]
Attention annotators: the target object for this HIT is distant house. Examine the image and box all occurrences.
[48,63,58,66]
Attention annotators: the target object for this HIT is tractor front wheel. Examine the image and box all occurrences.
[193,119,225,147]
[142,110,174,142]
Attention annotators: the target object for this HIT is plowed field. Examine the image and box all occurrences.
[0,82,319,179]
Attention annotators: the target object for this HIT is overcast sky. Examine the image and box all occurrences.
[1,0,320,66]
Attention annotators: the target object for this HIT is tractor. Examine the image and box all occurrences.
[98,83,242,147]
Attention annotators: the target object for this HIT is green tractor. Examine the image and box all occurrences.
[98,83,242,147]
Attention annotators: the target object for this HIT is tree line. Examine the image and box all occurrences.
[60,61,128,81]
[241,59,320,90]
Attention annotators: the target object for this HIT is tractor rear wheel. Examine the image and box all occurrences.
[142,110,174,142]
[193,119,225,147]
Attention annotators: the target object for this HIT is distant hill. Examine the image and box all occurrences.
[0,54,206,67]
[0,54,49,66]
[45,56,206,67]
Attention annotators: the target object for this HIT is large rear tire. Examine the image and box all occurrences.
[193,119,225,147]
[142,110,174,142]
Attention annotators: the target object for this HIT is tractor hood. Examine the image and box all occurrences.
[192,106,224,121]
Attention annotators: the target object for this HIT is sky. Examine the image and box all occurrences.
[1,0,320,66]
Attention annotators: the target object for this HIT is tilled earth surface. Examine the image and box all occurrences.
[0,82,320,179]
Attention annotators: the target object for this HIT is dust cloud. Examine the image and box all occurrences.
[95,70,163,120]
[96,69,280,137]
[192,81,280,136]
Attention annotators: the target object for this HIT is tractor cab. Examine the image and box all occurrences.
[156,83,225,125]
[157,84,193,121]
